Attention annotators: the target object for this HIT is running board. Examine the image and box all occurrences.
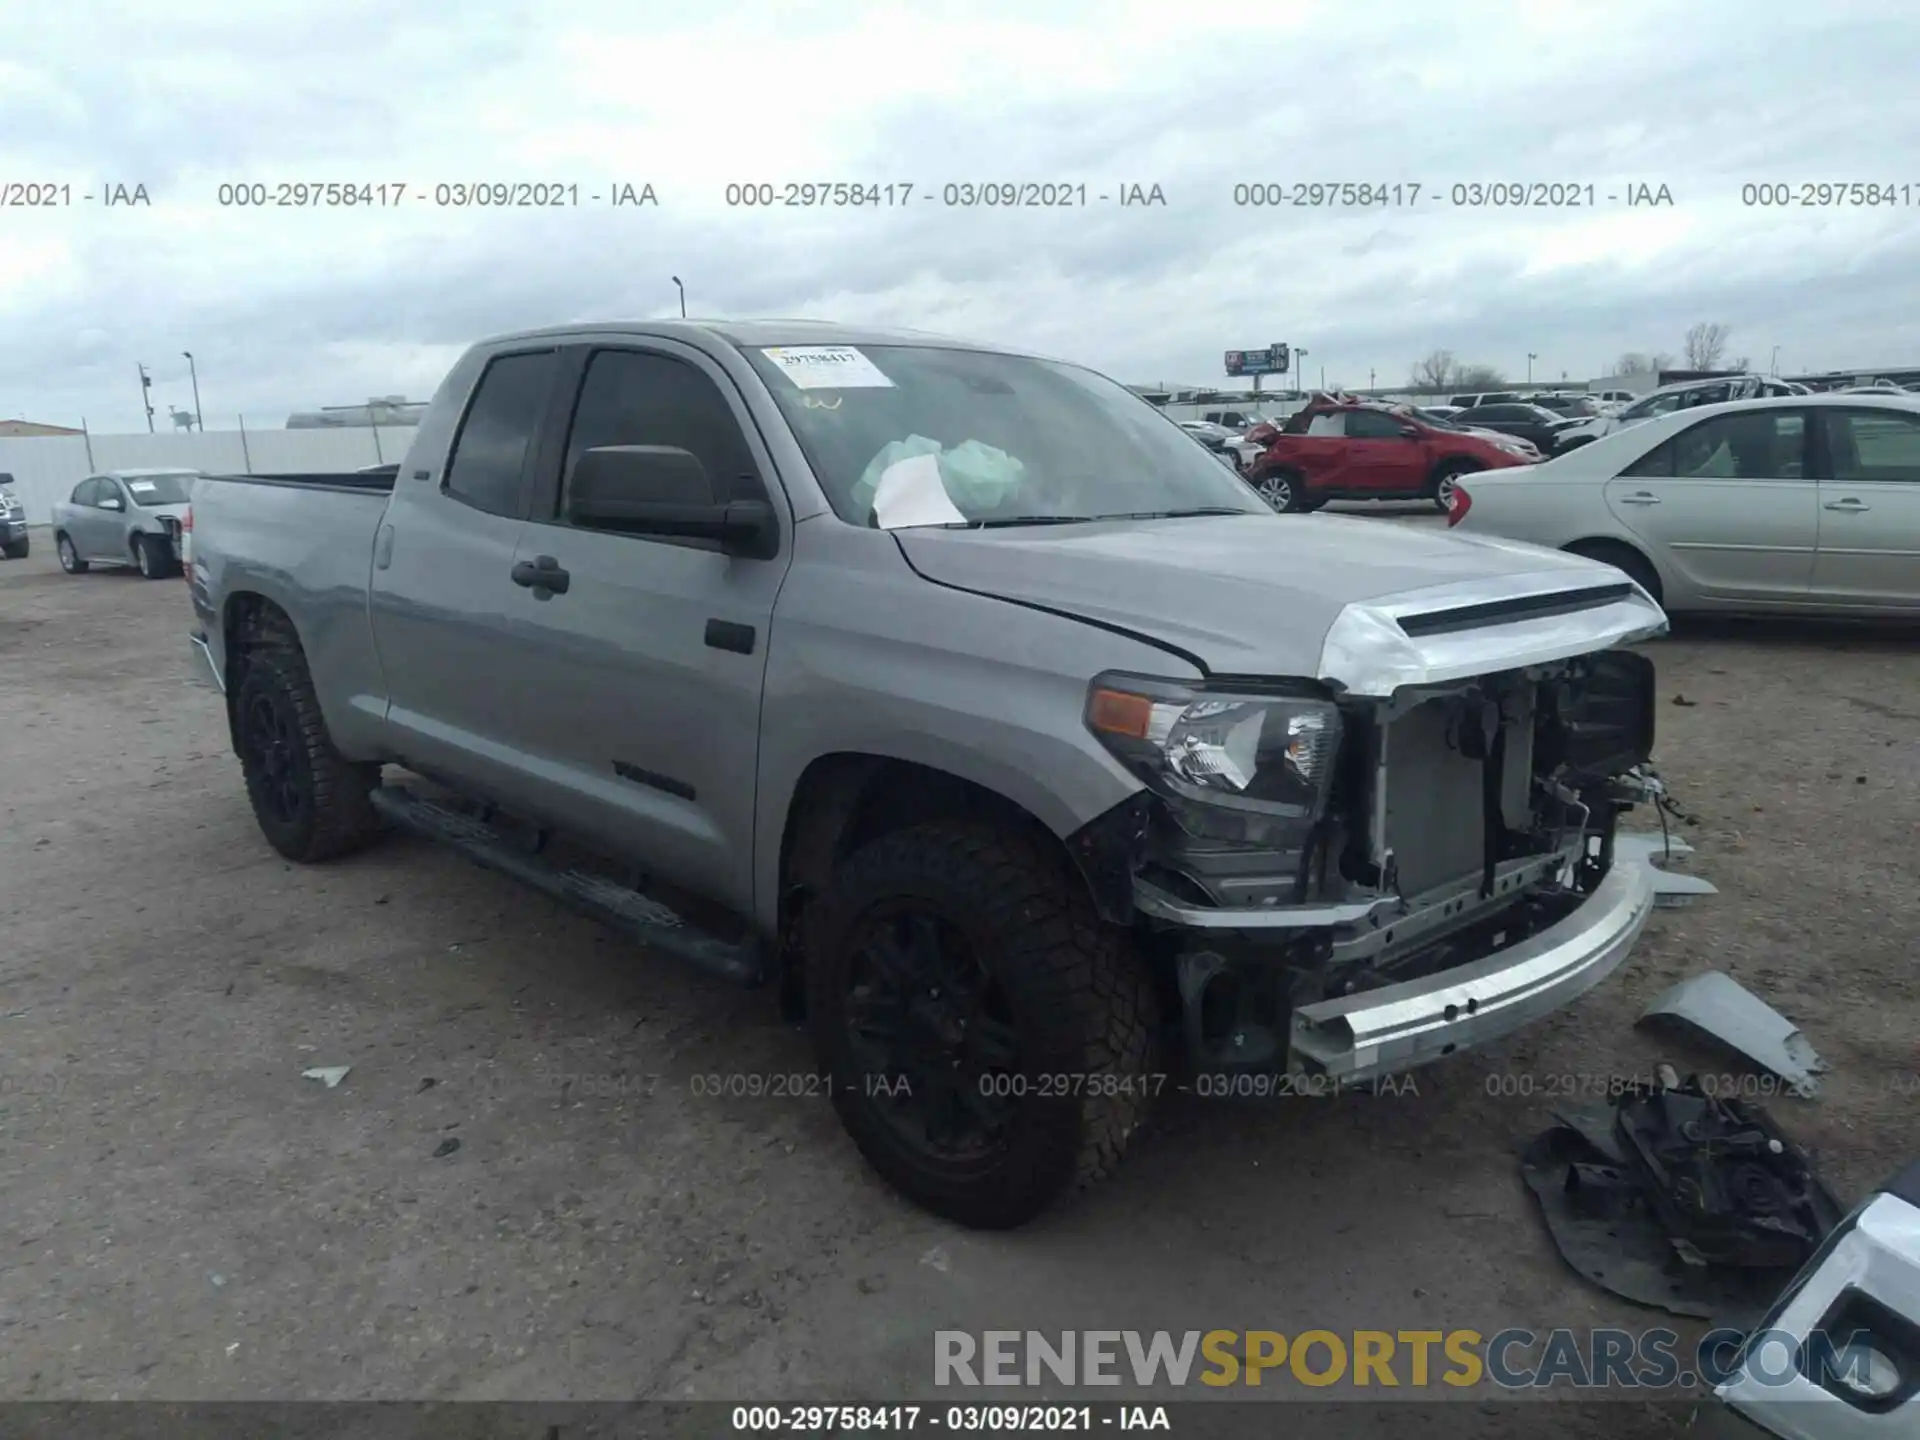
[368,785,765,986]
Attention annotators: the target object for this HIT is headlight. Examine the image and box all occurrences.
[1085,675,1342,822]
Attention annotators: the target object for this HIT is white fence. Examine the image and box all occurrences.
[0,426,416,524]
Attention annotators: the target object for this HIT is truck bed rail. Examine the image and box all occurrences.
[199,468,398,494]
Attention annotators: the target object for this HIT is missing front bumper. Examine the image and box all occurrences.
[1287,858,1655,1084]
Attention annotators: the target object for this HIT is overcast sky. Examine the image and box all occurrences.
[4,0,1918,432]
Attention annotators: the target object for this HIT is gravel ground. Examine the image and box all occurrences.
[2,524,1914,1434]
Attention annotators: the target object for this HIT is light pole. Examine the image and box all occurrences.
[1369,367,1376,391]
[182,351,203,431]
[1527,352,1538,384]
[1770,345,1780,376]
[1293,348,1308,392]
[671,276,686,318]
[137,363,155,433]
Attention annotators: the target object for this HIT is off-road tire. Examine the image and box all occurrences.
[804,821,1159,1229]
[0,537,25,560]
[233,642,383,862]
[56,533,87,573]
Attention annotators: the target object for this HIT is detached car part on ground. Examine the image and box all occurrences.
[186,319,1671,1229]
[1246,395,1538,514]
[1446,393,1920,617]
[1714,1159,1920,1437]
[49,469,197,578]
[0,474,27,559]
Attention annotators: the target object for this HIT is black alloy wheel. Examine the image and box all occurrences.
[241,684,308,831]
[841,901,1022,1161]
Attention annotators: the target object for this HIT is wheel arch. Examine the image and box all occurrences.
[1560,535,1667,605]
[221,591,307,754]
[772,752,1135,1019]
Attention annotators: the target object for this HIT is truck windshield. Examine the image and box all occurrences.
[741,344,1268,528]
[121,474,194,506]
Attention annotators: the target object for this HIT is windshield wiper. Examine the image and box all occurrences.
[936,515,1098,529]
[1092,507,1255,521]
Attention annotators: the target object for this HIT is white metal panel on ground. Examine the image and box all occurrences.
[0,427,403,522]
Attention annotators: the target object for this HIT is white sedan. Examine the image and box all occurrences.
[1444,392,1920,616]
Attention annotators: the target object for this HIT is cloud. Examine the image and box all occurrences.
[2,0,1916,428]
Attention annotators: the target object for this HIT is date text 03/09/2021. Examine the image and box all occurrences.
[1228,180,1675,208]
[676,1071,1415,1102]
[731,1405,1171,1432]
[722,182,1167,208]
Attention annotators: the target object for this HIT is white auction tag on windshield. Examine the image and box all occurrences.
[762,346,895,390]
[128,481,157,492]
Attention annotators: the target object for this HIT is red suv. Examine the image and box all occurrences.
[1245,397,1537,513]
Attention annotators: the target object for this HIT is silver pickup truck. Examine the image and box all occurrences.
[186,319,1670,1228]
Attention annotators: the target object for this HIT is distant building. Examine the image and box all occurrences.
[285,396,427,429]
[0,419,84,437]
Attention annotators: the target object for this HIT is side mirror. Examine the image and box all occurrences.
[100,496,124,510]
[1399,423,1421,438]
[567,445,774,557]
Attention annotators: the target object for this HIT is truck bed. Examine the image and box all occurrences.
[188,469,394,757]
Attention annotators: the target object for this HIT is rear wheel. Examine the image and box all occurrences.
[1430,459,1482,514]
[1566,539,1664,606]
[56,533,87,573]
[233,644,384,862]
[804,821,1159,1229]
[1255,469,1309,513]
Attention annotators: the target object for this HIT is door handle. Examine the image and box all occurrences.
[1618,492,1661,505]
[1823,498,1870,512]
[511,555,570,593]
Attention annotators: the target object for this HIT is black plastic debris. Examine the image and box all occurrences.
[1521,1075,1842,1328]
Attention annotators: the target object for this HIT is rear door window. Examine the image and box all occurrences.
[1824,407,1920,483]
[443,349,561,518]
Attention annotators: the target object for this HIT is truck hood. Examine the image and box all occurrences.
[895,513,1668,697]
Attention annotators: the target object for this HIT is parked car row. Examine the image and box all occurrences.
[1552,375,1807,452]
[1447,391,1920,615]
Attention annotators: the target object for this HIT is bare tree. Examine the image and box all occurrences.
[1453,363,1507,389]
[1729,354,1752,372]
[1408,349,1457,390]
[1684,322,1731,370]
[1615,352,1653,376]
[1650,352,1675,372]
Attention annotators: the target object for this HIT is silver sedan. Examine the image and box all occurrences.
[1444,392,1920,616]
[50,469,198,578]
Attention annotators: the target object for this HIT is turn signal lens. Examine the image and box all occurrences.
[1446,484,1472,527]
[1088,687,1156,738]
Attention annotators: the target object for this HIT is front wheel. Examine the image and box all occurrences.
[56,534,88,573]
[804,822,1160,1229]
[1430,460,1482,514]
[1255,469,1309,513]
[0,537,25,560]
[134,533,172,579]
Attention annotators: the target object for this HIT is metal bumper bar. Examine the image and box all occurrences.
[1288,857,1656,1083]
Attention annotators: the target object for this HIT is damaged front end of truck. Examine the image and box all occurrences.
[1071,574,1671,1086]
